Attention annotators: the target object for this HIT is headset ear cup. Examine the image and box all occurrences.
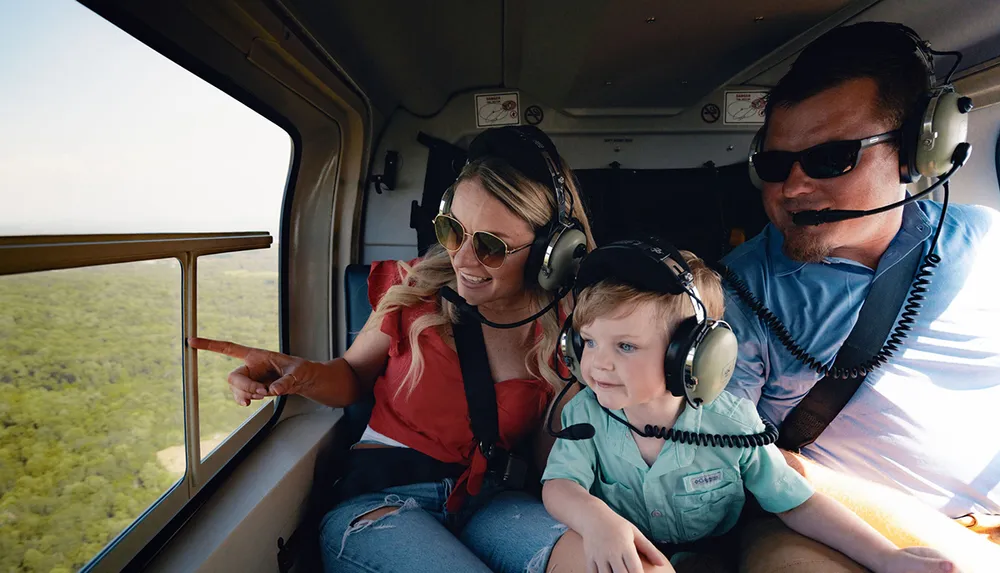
[524,223,554,289]
[539,224,587,291]
[899,95,929,184]
[558,316,585,383]
[748,128,765,191]
[687,322,738,406]
[914,91,970,178]
[664,318,699,398]
[526,221,588,292]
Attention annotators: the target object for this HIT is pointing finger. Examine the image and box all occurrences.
[189,337,257,360]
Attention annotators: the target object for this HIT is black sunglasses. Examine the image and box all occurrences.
[751,130,899,183]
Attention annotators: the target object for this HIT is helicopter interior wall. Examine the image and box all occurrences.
[947,101,1000,211]
[361,90,760,265]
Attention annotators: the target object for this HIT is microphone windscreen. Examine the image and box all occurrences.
[791,210,826,226]
[562,423,596,440]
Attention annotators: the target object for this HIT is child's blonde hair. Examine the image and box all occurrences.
[573,250,724,334]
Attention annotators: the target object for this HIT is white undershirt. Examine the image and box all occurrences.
[358,425,411,449]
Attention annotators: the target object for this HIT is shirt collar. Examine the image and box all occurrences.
[768,201,934,279]
[767,224,808,278]
[608,401,702,472]
[872,202,933,281]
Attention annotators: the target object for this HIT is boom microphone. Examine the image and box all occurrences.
[440,286,568,329]
[545,380,596,440]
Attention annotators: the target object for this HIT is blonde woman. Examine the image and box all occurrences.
[191,126,596,572]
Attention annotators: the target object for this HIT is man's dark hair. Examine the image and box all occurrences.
[765,22,933,137]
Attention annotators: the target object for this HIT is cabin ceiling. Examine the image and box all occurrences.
[282,0,1000,118]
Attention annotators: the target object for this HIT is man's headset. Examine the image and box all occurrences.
[724,24,973,382]
[747,24,973,226]
[438,126,588,293]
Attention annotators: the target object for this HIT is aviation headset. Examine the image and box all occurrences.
[748,23,971,189]
[437,125,588,292]
[557,238,738,408]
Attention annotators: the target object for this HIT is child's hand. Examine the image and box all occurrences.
[581,510,669,572]
[879,547,958,573]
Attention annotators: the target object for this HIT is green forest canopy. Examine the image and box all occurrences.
[0,248,279,572]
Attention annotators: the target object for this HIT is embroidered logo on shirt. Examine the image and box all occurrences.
[683,469,724,493]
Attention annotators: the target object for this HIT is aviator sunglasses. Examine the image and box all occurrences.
[751,130,899,183]
[433,214,532,269]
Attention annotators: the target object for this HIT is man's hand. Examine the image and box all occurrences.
[879,547,957,573]
[780,449,1000,572]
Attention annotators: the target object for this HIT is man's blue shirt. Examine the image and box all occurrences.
[723,200,1000,516]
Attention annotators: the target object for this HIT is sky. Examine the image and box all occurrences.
[0,0,292,237]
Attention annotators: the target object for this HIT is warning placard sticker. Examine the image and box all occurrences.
[724,90,768,124]
[475,92,520,128]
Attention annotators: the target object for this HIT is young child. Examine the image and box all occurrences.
[541,239,958,573]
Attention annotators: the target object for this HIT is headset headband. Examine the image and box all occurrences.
[466,126,572,225]
[891,23,938,89]
[574,239,706,324]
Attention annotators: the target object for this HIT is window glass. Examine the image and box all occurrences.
[0,262,183,572]
[197,248,280,460]
[0,0,292,569]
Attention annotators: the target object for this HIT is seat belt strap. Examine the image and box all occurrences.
[776,242,924,452]
[452,312,528,488]
[452,316,500,451]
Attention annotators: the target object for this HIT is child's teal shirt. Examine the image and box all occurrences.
[542,388,814,543]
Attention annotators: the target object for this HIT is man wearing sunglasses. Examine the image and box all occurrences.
[722,22,1000,571]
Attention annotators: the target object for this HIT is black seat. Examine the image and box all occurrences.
[342,263,375,444]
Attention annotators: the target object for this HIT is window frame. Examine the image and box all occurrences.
[994,122,1000,196]
[0,232,290,572]
[0,2,304,568]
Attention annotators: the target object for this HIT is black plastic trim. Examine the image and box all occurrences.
[994,121,1000,198]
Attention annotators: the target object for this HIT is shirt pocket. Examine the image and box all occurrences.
[671,477,744,542]
[593,464,641,520]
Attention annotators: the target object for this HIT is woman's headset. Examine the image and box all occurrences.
[438,126,588,292]
[748,23,970,189]
[557,239,738,408]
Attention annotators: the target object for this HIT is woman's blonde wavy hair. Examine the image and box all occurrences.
[362,155,595,398]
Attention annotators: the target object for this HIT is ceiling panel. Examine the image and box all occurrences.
[284,0,1000,118]
[552,0,853,110]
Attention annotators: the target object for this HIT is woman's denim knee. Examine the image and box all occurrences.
[319,481,494,573]
[319,483,568,573]
[460,491,568,573]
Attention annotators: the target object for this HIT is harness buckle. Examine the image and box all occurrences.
[479,441,527,489]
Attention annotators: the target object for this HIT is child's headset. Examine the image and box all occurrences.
[557,239,738,408]
[438,125,588,292]
[748,23,971,189]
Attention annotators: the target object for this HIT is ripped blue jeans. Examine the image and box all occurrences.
[319,478,567,573]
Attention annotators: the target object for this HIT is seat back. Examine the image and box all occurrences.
[344,263,374,347]
[342,263,375,443]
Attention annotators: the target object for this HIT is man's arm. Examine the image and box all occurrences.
[782,449,1000,571]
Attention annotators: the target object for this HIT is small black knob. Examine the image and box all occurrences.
[957,96,974,114]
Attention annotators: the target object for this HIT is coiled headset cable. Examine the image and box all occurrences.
[602,407,779,447]
[720,182,951,380]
